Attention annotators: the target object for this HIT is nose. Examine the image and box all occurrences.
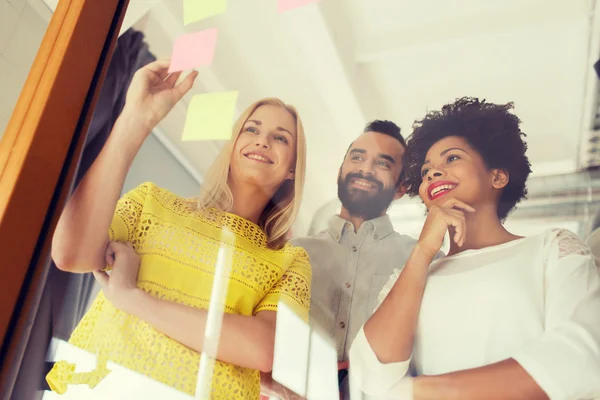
[359,161,376,176]
[254,136,269,149]
[426,169,444,181]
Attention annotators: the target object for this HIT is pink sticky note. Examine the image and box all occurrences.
[277,0,320,13]
[168,28,218,73]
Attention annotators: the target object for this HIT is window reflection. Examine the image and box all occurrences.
[1,1,598,400]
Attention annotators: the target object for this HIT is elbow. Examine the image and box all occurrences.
[256,343,274,373]
[348,335,411,397]
[51,238,100,273]
[51,242,76,272]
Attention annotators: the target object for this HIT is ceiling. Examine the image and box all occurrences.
[45,0,600,234]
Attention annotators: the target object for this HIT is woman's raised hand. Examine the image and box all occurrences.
[418,198,475,257]
[123,59,198,132]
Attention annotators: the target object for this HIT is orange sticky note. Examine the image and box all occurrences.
[277,0,320,13]
[183,0,227,25]
[169,28,218,73]
[182,92,238,141]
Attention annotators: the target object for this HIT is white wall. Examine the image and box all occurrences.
[124,132,201,197]
[0,0,51,138]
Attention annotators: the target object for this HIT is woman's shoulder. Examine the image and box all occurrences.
[136,182,199,211]
[542,228,591,258]
[282,241,311,265]
[125,182,182,203]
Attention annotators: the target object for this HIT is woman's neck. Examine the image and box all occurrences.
[447,204,520,256]
[228,180,274,225]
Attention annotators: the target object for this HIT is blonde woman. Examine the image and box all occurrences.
[46,59,311,399]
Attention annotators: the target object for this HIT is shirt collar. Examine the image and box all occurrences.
[327,214,395,243]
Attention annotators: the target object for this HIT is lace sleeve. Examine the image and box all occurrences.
[512,228,600,399]
[374,268,402,313]
[109,182,152,243]
[254,247,312,322]
[550,228,591,259]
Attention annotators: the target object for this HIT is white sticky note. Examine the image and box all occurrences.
[272,301,310,396]
[306,329,339,399]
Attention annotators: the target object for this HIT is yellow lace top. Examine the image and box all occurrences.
[46,182,311,399]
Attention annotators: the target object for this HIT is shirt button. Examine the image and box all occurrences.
[345,282,351,288]
[339,321,346,329]
[352,246,357,252]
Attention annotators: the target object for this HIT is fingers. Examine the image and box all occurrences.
[444,210,466,246]
[173,70,199,100]
[140,59,173,82]
[442,198,475,213]
[105,249,115,267]
[108,241,128,255]
[93,270,109,288]
[145,58,171,74]
[163,71,182,87]
[108,241,138,260]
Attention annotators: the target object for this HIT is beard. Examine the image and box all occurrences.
[337,172,397,221]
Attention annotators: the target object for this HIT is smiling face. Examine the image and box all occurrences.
[337,131,405,220]
[418,136,507,210]
[229,104,297,195]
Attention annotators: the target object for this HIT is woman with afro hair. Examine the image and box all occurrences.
[348,97,600,400]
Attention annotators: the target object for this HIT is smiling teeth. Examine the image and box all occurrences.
[247,154,270,163]
[431,184,456,196]
[353,179,374,189]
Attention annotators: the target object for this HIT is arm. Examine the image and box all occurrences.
[413,359,548,400]
[260,372,307,400]
[349,199,473,397]
[363,199,474,364]
[360,230,600,400]
[349,358,545,400]
[363,244,435,363]
[52,60,197,273]
[51,113,148,272]
[127,290,277,372]
[95,242,312,373]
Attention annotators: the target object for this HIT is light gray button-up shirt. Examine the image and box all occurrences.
[291,214,417,360]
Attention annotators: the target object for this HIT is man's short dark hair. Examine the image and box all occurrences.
[363,120,406,148]
[403,97,532,221]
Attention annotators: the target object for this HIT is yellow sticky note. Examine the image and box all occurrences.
[182,91,238,141]
[183,0,228,25]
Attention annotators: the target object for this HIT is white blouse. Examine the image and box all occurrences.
[349,229,600,400]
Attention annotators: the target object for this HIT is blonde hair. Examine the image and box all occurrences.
[188,98,306,250]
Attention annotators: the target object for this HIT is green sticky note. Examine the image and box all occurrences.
[183,0,228,25]
[182,91,238,141]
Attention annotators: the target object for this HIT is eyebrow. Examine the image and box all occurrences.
[378,154,396,164]
[349,148,397,164]
[246,119,293,136]
[423,147,468,165]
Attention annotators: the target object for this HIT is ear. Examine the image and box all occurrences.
[491,169,509,190]
[393,184,407,201]
[286,168,295,181]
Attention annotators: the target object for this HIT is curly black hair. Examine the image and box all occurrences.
[403,97,532,221]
